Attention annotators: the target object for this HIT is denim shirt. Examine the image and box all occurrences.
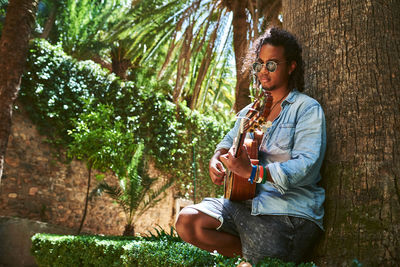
[216,89,326,230]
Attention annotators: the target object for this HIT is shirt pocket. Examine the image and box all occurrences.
[274,123,295,150]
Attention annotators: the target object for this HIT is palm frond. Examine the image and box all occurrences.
[146,224,180,241]
[135,178,174,218]
[199,23,232,110]
[172,20,194,102]
[90,181,130,214]
[54,0,128,60]
[189,9,222,109]
[156,1,196,79]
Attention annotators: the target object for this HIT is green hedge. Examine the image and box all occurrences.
[31,233,316,267]
[19,39,230,200]
[31,233,234,267]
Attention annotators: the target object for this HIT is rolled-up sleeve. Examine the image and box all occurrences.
[268,104,326,194]
[215,123,237,152]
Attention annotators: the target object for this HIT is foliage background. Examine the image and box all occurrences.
[19,38,230,202]
[31,0,239,120]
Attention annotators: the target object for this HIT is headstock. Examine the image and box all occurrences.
[239,91,273,134]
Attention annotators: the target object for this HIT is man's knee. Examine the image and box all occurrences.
[176,207,221,239]
[175,207,199,240]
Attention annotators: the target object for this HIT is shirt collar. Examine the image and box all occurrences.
[283,89,298,104]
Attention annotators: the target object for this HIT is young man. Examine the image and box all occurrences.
[175,27,326,264]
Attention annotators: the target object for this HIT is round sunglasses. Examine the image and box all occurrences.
[252,60,287,73]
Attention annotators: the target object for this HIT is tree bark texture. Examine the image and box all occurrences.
[232,0,251,113]
[283,0,400,266]
[0,0,39,184]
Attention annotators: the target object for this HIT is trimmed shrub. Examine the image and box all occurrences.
[31,234,316,267]
[31,234,228,267]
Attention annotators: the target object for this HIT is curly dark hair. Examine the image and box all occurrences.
[243,27,304,92]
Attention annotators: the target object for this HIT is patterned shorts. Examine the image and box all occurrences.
[189,197,322,264]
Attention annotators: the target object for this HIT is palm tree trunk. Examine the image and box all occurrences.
[112,57,131,80]
[0,0,38,184]
[283,0,400,265]
[123,223,135,236]
[231,0,251,113]
[77,161,93,234]
[111,45,132,80]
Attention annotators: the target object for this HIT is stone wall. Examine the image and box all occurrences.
[0,106,177,236]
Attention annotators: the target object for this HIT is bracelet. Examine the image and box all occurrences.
[255,165,261,183]
[248,164,257,184]
[258,165,264,183]
[261,166,268,184]
[255,165,259,181]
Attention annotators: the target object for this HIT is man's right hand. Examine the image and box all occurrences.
[209,149,228,185]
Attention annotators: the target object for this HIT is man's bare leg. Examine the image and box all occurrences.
[175,207,242,257]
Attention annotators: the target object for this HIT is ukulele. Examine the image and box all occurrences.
[223,90,273,201]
